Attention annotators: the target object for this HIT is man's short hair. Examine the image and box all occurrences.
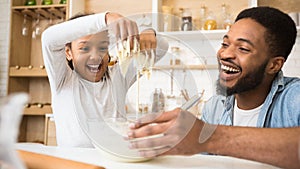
[235,6,297,60]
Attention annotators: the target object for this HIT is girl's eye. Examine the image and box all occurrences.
[99,47,108,52]
[80,47,90,52]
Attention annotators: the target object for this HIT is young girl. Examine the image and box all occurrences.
[42,12,168,147]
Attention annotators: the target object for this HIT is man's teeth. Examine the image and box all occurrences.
[221,64,240,73]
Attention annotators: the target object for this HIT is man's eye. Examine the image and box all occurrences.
[239,47,250,52]
[221,43,229,48]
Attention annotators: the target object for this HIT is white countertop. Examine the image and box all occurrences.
[16,143,280,169]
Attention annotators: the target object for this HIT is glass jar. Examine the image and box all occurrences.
[181,8,193,31]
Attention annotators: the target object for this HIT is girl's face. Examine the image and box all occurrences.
[65,31,110,82]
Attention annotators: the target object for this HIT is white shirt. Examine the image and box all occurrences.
[233,100,263,127]
[42,13,168,147]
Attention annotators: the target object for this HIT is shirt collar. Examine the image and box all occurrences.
[270,71,285,92]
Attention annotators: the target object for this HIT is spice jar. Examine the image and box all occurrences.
[181,8,193,31]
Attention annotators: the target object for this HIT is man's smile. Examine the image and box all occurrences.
[219,61,241,81]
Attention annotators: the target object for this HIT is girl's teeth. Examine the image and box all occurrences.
[88,65,100,73]
[89,65,99,68]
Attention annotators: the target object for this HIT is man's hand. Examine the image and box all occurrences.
[126,108,205,158]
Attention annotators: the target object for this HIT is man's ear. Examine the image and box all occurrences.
[266,56,285,75]
[65,45,73,61]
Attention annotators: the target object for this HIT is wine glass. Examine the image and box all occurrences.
[44,13,54,30]
[116,36,139,76]
[135,49,156,79]
[34,13,42,37]
[21,14,29,36]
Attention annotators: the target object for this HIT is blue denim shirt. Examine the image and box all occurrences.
[202,71,300,127]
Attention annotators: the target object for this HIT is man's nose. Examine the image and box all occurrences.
[219,46,236,60]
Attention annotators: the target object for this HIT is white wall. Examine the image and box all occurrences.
[283,37,300,77]
[0,0,10,97]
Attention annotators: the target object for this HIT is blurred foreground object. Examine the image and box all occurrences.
[18,150,104,169]
[0,93,28,169]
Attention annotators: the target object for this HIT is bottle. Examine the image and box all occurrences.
[199,5,206,30]
[60,0,67,4]
[177,8,184,31]
[42,0,53,5]
[158,89,165,112]
[151,88,165,113]
[162,6,173,32]
[221,4,232,30]
[204,11,217,30]
[25,0,36,5]
[170,46,180,66]
[181,8,193,31]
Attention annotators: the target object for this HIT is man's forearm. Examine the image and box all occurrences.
[202,124,300,169]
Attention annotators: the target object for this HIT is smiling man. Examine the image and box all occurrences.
[127,7,300,169]
[202,7,299,128]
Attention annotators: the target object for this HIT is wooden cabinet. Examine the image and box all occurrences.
[8,0,84,144]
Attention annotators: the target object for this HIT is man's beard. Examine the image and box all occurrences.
[216,60,268,96]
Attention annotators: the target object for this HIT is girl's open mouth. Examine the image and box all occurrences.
[87,64,102,73]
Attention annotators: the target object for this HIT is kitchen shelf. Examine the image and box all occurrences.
[160,27,300,42]
[159,30,227,41]
[9,66,47,77]
[12,4,66,20]
[24,104,52,115]
[154,64,218,70]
